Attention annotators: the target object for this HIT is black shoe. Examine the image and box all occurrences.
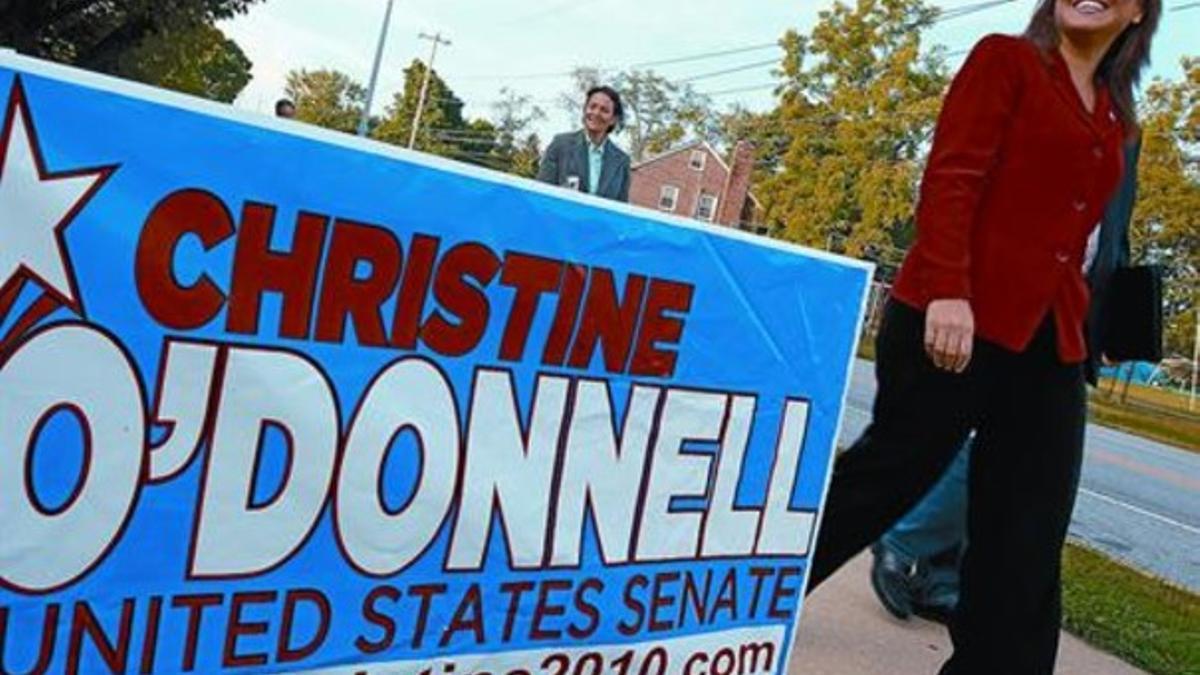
[870,543,915,620]
[912,580,959,625]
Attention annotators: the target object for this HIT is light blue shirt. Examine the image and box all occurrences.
[586,136,606,195]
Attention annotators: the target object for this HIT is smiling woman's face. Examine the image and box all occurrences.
[1055,0,1143,43]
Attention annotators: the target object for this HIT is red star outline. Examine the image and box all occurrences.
[0,75,120,319]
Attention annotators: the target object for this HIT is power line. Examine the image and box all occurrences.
[434,77,784,107]
[425,126,545,142]
[935,0,1017,21]
[427,135,504,144]
[1171,1,1200,9]
[629,42,781,69]
[413,2,1015,118]
[426,92,558,107]
[426,35,974,116]
[454,43,782,81]
[704,82,780,97]
[452,0,1016,85]
[455,68,576,82]
[432,135,500,144]
[453,0,1012,83]
[678,58,781,84]
[449,150,505,161]
[432,131,503,143]
[673,3,1010,87]
[445,151,510,170]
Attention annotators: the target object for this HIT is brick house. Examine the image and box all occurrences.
[629,140,763,232]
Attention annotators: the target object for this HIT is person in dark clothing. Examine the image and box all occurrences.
[536,85,631,202]
[868,136,1144,627]
[806,0,1160,671]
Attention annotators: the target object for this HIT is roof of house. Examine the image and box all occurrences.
[631,140,730,172]
[631,140,760,208]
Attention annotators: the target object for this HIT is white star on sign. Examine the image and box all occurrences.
[0,77,115,316]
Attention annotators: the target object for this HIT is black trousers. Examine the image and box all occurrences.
[808,300,1086,675]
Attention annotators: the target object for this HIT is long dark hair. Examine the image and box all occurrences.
[1024,0,1161,136]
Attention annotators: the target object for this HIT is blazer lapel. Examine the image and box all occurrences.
[574,131,590,193]
[1044,47,1112,138]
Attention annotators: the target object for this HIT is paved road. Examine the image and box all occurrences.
[837,359,1200,592]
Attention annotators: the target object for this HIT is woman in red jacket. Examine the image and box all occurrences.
[806,0,1160,673]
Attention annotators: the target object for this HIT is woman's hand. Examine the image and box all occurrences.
[925,299,974,373]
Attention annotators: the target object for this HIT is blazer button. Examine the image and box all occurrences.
[1056,251,1070,263]
[1073,200,1087,212]
[1093,146,1103,158]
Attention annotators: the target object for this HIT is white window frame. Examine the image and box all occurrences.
[695,193,718,222]
[658,185,680,212]
[689,150,706,171]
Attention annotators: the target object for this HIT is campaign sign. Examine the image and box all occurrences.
[0,52,872,674]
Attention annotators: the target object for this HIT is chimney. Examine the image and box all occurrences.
[716,140,754,228]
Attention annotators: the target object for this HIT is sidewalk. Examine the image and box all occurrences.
[789,553,1146,674]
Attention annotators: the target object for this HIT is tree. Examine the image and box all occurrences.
[372,59,468,155]
[557,66,604,118]
[1131,57,1200,356]
[509,133,543,178]
[489,87,545,177]
[0,1,261,74]
[719,104,787,188]
[617,70,717,161]
[117,22,251,102]
[450,118,504,170]
[369,60,538,174]
[758,0,948,270]
[284,68,366,134]
[285,60,538,175]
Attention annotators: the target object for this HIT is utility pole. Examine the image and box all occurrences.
[408,31,451,149]
[359,0,397,137]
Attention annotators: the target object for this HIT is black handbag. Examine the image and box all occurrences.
[1100,264,1164,362]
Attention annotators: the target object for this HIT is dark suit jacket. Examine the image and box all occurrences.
[536,130,631,202]
[1084,137,1141,384]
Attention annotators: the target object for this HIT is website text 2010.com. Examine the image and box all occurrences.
[356,638,779,675]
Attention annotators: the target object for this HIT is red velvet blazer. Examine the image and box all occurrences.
[892,34,1126,362]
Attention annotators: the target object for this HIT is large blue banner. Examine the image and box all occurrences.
[0,53,871,674]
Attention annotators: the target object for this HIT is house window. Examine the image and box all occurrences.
[695,193,718,221]
[689,150,706,171]
[658,185,680,212]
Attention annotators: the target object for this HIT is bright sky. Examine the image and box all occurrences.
[221,0,1196,144]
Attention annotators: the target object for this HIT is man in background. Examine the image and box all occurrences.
[275,98,296,119]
